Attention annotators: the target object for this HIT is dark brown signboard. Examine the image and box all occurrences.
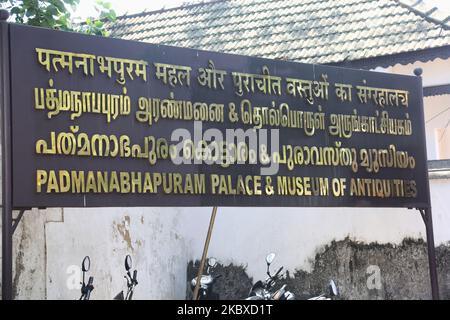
[7,23,430,208]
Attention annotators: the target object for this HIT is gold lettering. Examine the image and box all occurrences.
[143,173,154,193]
[109,171,120,193]
[153,172,162,193]
[195,174,206,194]
[120,172,131,193]
[303,177,311,196]
[86,171,97,193]
[36,170,48,193]
[184,175,193,194]
[71,170,85,193]
[97,171,108,193]
[173,173,183,194]
[47,170,59,193]
[131,172,142,193]
[59,170,71,193]
[245,175,253,196]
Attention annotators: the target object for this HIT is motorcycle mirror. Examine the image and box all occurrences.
[82,256,90,272]
[125,255,132,271]
[208,257,217,268]
[329,280,339,296]
[266,253,276,265]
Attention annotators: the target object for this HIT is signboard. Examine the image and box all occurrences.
[7,23,430,208]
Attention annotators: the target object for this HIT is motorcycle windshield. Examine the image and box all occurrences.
[250,280,263,292]
[113,291,124,300]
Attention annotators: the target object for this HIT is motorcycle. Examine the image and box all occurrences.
[308,280,339,300]
[246,253,340,301]
[190,257,222,300]
[246,253,295,300]
[79,256,94,300]
[114,255,138,300]
[245,253,295,300]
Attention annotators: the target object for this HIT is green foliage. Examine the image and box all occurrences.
[0,0,116,36]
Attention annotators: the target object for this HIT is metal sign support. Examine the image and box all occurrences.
[1,11,13,300]
[418,207,440,300]
[192,206,218,300]
[413,67,439,300]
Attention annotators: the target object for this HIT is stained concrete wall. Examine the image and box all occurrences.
[45,207,192,299]
[187,238,450,300]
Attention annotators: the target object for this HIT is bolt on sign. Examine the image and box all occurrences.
[4,23,430,208]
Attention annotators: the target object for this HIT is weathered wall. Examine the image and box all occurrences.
[186,261,252,300]
[9,208,46,299]
[187,238,450,300]
[286,238,450,300]
[44,207,192,299]
[1,207,195,299]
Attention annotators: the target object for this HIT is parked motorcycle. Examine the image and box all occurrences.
[246,253,340,300]
[79,256,94,300]
[246,253,295,300]
[190,257,222,300]
[308,280,339,300]
[114,255,138,300]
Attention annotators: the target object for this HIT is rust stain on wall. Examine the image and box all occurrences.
[114,215,133,251]
[12,230,26,298]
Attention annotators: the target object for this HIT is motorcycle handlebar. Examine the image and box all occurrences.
[273,266,283,278]
[132,270,138,283]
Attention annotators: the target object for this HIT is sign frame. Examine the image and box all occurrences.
[7,23,432,210]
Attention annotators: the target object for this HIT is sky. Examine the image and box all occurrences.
[72,0,189,19]
[426,0,450,12]
[71,0,450,19]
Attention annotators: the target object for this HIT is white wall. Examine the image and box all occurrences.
[382,58,450,160]
[44,207,192,299]
[392,58,450,87]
